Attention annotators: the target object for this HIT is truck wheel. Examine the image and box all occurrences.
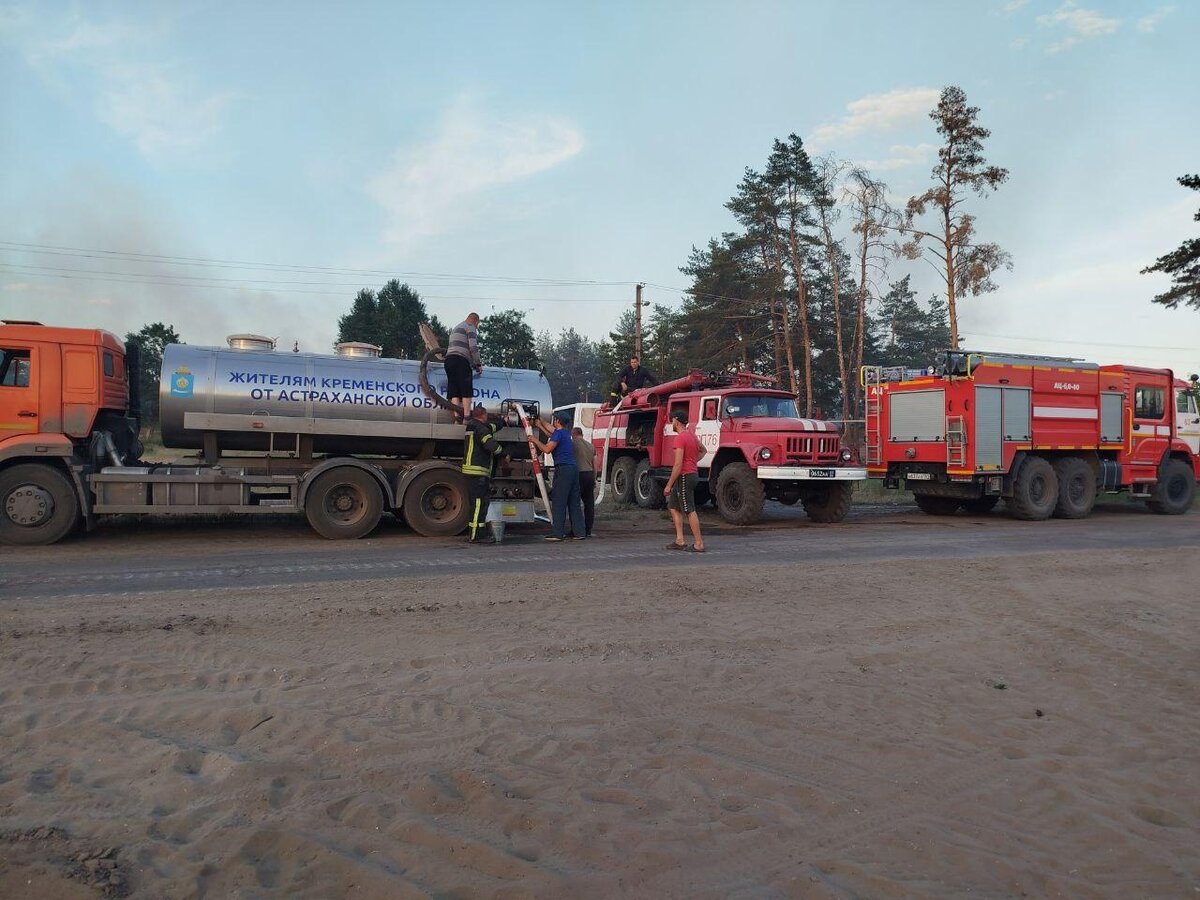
[401,468,469,536]
[610,456,637,505]
[802,483,852,523]
[1147,458,1196,515]
[714,462,764,525]
[962,495,1000,514]
[1008,456,1058,521]
[1052,457,1096,519]
[0,464,81,546]
[914,494,961,516]
[304,467,384,540]
[634,458,665,509]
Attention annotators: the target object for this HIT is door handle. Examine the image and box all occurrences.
[17,410,37,418]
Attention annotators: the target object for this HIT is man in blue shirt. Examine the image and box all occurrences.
[528,411,586,541]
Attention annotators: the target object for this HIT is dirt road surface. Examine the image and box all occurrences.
[2,504,1198,897]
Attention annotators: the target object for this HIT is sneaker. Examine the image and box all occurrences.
[570,535,586,541]
[544,535,564,542]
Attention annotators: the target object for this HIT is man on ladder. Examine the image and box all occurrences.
[462,403,509,544]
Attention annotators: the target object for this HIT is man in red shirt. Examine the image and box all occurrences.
[663,409,706,552]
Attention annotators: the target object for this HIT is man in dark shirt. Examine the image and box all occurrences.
[608,355,658,404]
[663,409,705,552]
[461,404,508,543]
[572,426,596,538]
[528,411,586,541]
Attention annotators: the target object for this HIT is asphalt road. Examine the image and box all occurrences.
[2,502,1197,602]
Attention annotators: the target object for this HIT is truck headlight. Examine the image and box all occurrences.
[758,447,772,461]
[840,448,852,462]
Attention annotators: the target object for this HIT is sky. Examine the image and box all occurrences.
[1,0,1197,376]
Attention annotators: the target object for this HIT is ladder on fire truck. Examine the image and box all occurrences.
[946,415,967,468]
[861,366,883,467]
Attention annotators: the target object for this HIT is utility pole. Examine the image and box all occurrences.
[634,283,645,359]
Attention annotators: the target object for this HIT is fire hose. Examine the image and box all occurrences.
[594,396,625,507]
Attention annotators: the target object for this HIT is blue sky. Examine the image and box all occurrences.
[1,0,1197,375]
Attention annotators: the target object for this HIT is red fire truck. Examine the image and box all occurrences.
[863,350,1199,519]
[585,370,866,524]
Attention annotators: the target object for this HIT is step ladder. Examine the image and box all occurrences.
[946,415,967,468]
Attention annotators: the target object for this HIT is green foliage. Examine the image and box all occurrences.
[536,327,604,402]
[479,309,539,368]
[870,277,950,368]
[335,280,443,358]
[124,322,181,425]
[1142,175,1200,310]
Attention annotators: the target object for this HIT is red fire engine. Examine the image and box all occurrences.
[863,350,1199,519]
[582,370,866,524]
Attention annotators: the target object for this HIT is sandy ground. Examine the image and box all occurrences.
[1,546,1198,898]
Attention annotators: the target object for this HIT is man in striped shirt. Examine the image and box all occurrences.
[445,312,483,423]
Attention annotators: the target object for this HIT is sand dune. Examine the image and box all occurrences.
[1,550,1197,897]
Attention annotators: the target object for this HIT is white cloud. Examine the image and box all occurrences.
[1136,5,1175,32]
[855,143,937,173]
[1036,2,1120,53]
[368,98,584,248]
[809,87,941,151]
[1002,0,1031,13]
[0,9,234,161]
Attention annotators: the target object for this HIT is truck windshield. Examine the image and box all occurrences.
[723,395,800,418]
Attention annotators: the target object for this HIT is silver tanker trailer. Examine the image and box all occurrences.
[86,335,553,539]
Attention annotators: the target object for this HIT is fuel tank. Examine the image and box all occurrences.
[158,341,552,456]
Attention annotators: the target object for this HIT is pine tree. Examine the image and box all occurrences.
[903,86,1011,348]
[479,309,539,368]
[1142,174,1200,310]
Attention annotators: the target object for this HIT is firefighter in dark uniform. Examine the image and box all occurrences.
[463,403,508,543]
[608,355,658,404]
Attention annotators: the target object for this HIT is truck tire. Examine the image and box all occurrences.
[1008,456,1058,521]
[1052,456,1096,519]
[714,462,765,525]
[1147,458,1196,515]
[962,495,1000,514]
[0,463,81,546]
[914,494,961,516]
[401,467,468,537]
[802,483,852,523]
[634,458,665,509]
[305,467,384,540]
[610,456,637,505]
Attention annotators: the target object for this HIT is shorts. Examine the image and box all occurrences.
[667,472,698,514]
[444,354,474,400]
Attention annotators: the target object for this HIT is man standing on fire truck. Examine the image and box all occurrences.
[608,355,658,404]
[462,403,508,543]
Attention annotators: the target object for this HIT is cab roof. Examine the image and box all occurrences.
[1,321,125,353]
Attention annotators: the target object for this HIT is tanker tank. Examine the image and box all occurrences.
[158,341,553,456]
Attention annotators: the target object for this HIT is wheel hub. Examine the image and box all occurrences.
[5,485,54,527]
[326,485,364,522]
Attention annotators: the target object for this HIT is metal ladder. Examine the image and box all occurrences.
[860,367,884,467]
[946,415,967,468]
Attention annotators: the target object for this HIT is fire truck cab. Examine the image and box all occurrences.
[592,370,866,524]
[863,351,1199,519]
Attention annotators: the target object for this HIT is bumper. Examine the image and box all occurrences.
[756,466,868,481]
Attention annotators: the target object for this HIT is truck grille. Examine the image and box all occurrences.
[785,435,840,462]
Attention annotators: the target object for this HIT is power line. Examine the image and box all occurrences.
[0,265,631,302]
[0,240,642,288]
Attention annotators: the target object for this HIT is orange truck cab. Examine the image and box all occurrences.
[0,321,141,544]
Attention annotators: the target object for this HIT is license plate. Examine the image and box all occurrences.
[809,468,835,478]
[906,472,933,481]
